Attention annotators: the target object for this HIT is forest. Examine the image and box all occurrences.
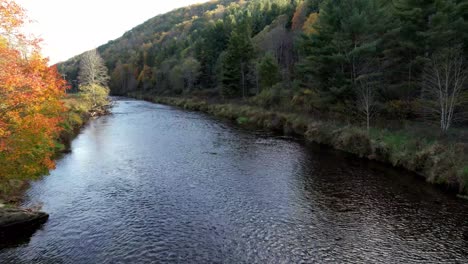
[58,0,468,134]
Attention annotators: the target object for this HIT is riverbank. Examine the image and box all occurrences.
[0,94,110,238]
[129,93,468,197]
[0,94,109,205]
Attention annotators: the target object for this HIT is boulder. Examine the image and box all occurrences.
[0,207,48,236]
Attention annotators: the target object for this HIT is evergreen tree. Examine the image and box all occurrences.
[195,20,229,89]
[298,0,389,111]
[221,19,255,98]
[382,0,436,100]
[258,53,281,90]
[428,0,468,52]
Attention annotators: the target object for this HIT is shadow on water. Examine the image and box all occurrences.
[0,222,47,249]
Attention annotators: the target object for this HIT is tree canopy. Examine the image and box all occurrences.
[58,0,468,133]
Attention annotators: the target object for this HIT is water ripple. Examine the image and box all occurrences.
[1,98,467,263]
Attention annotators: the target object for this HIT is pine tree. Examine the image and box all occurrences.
[381,0,436,101]
[221,18,255,98]
[298,0,389,111]
[428,0,468,52]
[258,52,281,90]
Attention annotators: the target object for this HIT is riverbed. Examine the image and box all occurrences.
[1,98,467,263]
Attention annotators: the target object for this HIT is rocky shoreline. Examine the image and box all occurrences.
[0,206,49,244]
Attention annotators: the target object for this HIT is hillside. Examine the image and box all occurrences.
[58,0,301,95]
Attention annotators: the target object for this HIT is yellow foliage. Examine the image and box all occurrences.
[303,13,319,35]
[78,84,110,109]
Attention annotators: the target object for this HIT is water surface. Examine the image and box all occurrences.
[1,98,467,263]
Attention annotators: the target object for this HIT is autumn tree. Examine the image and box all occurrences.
[137,64,153,91]
[0,0,67,182]
[291,1,308,31]
[302,12,318,35]
[78,49,110,109]
[111,61,137,95]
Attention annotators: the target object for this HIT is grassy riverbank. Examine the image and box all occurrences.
[0,94,96,204]
[130,93,468,197]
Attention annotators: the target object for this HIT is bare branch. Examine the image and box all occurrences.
[420,46,468,133]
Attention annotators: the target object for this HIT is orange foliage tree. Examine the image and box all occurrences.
[0,0,68,180]
[291,1,308,31]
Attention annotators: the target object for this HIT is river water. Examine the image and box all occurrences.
[1,98,467,263]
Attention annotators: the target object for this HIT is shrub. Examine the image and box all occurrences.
[236,116,249,125]
[250,83,286,109]
[460,166,468,193]
[332,127,372,157]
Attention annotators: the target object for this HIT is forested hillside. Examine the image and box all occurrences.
[58,0,468,133]
[59,0,296,94]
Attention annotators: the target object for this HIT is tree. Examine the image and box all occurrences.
[195,19,228,89]
[137,64,153,91]
[78,49,110,87]
[427,0,468,54]
[302,12,319,35]
[0,0,67,180]
[291,1,308,31]
[111,61,137,95]
[169,65,184,93]
[298,0,390,112]
[421,46,468,134]
[258,52,281,90]
[356,72,380,134]
[382,0,436,101]
[181,57,201,92]
[221,19,255,98]
[78,49,110,108]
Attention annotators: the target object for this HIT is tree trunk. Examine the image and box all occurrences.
[241,63,245,99]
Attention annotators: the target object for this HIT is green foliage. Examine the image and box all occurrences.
[333,127,372,157]
[258,53,281,90]
[460,167,468,192]
[169,65,184,93]
[58,0,298,97]
[221,20,256,98]
[236,116,250,125]
[298,0,390,111]
[250,83,286,108]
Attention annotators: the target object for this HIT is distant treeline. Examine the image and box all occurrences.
[58,0,468,133]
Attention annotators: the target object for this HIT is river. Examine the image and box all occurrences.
[1,98,467,263]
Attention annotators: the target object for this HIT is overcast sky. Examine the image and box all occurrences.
[16,0,208,64]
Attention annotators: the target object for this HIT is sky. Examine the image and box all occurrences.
[16,0,208,64]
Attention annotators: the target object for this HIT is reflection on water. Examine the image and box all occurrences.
[0,98,467,263]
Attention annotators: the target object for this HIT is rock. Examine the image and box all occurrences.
[0,207,49,236]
